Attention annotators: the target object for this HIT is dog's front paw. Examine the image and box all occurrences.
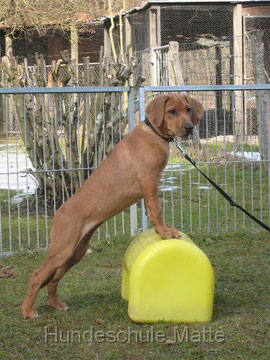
[155,225,180,239]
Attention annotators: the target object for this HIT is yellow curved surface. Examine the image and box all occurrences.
[121,229,214,323]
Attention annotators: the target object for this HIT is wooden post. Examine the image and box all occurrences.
[149,8,159,85]
[5,34,13,56]
[124,16,132,61]
[5,34,14,133]
[104,25,111,58]
[168,41,184,85]
[0,58,3,137]
[70,24,79,79]
[233,4,243,144]
[123,15,132,114]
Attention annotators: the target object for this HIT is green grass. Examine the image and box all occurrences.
[1,140,270,358]
[0,230,269,359]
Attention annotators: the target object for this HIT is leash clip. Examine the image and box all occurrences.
[173,139,185,155]
[173,139,197,166]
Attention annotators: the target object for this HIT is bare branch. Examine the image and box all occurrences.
[0,0,141,37]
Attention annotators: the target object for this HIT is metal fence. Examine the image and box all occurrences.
[0,84,270,255]
[31,62,101,87]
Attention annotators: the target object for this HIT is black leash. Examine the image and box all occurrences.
[173,139,270,233]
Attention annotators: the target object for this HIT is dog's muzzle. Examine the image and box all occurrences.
[184,124,194,136]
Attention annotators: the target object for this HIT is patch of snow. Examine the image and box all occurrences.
[165,163,194,171]
[10,194,25,204]
[0,149,37,194]
[163,177,178,184]
[229,151,261,161]
[160,186,181,192]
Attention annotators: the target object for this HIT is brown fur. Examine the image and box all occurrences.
[21,93,203,319]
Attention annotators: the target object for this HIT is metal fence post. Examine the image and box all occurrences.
[128,87,138,237]
[139,87,148,232]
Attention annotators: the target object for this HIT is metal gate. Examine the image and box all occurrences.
[0,84,270,255]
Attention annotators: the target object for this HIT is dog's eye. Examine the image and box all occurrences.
[169,109,176,115]
[186,107,191,113]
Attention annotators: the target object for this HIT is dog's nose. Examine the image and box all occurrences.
[185,124,194,136]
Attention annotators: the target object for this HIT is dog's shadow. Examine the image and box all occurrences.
[212,289,249,321]
[38,287,242,322]
[39,289,128,317]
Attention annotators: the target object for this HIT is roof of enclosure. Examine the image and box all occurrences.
[102,0,269,22]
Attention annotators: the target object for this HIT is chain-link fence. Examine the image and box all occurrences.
[47,62,100,86]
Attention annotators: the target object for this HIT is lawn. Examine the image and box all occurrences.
[0,229,269,359]
[1,138,270,359]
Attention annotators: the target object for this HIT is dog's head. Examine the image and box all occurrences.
[145,94,203,138]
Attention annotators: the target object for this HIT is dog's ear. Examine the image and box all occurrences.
[184,95,204,125]
[146,95,170,128]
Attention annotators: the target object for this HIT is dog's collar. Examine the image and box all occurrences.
[144,117,175,143]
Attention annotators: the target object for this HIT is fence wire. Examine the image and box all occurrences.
[0,85,269,254]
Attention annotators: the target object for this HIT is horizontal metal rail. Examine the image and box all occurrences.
[144,84,270,92]
[0,86,130,94]
[1,84,269,95]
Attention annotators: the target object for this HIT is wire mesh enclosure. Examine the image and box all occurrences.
[159,3,234,85]
[160,4,233,43]
[245,18,270,85]
[0,85,269,254]
[129,9,150,53]
[123,3,235,87]
[110,2,270,91]
[244,18,270,143]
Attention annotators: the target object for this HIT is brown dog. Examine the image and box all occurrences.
[21,93,203,319]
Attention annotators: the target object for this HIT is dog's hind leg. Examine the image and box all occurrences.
[21,219,86,319]
[47,228,96,311]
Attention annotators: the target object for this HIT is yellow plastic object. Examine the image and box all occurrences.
[121,229,214,323]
